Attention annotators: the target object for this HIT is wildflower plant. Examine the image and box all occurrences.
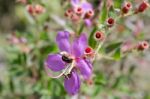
[2,0,150,98]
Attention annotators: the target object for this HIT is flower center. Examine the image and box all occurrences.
[60,52,73,63]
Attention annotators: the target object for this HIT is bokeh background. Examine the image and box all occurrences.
[0,0,150,99]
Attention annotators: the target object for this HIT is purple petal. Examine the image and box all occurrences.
[72,34,88,57]
[84,19,92,27]
[71,0,80,7]
[64,71,80,95]
[45,54,65,72]
[56,31,71,53]
[76,59,92,79]
[81,2,93,11]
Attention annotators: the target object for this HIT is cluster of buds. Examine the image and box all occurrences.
[7,33,27,45]
[135,1,149,13]
[64,6,94,22]
[7,33,31,54]
[121,2,132,14]
[136,41,149,51]
[26,4,45,16]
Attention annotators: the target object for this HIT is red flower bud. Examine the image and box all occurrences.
[84,47,94,58]
[26,5,34,15]
[122,2,132,14]
[94,31,105,41]
[84,10,94,19]
[138,1,149,12]
[75,7,83,16]
[137,41,149,51]
[85,47,93,54]
[64,9,73,17]
[34,4,45,14]
[107,17,115,27]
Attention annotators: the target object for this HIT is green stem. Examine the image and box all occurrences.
[78,23,84,35]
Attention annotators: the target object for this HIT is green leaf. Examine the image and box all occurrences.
[105,42,122,53]
[94,73,106,85]
[99,1,108,24]
[112,47,121,60]
[114,0,124,9]
[88,27,97,48]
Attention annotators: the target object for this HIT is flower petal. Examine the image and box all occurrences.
[84,19,92,27]
[71,0,80,7]
[64,71,80,95]
[45,54,65,72]
[72,33,88,57]
[81,1,93,11]
[76,59,92,79]
[56,31,71,53]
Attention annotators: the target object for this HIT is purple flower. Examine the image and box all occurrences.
[45,31,92,95]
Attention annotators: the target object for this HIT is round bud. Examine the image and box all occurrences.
[85,47,93,54]
[64,9,73,17]
[34,4,45,14]
[137,41,149,51]
[138,1,149,12]
[75,7,83,16]
[122,2,132,14]
[107,17,115,27]
[26,5,34,15]
[84,10,94,19]
[94,31,105,41]
[84,46,94,58]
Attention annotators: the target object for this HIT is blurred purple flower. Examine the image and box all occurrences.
[45,31,92,95]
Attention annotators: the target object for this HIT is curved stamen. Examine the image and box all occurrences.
[44,62,70,78]
[44,60,75,78]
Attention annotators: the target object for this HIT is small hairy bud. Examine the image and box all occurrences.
[84,10,94,19]
[137,41,149,51]
[26,5,34,15]
[34,4,45,14]
[107,17,115,27]
[138,1,149,13]
[75,7,83,16]
[122,2,132,14]
[94,31,105,41]
[64,9,73,17]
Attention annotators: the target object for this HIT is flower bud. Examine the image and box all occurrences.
[107,17,115,27]
[26,5,34,15]
[84,10,94,19]
[34,4,45,14]
[138,1,149,13]
[64,9,73,17]
[137,41,149,51]
[122,2,132,14]
[94,31,105,41]
[85,47,93,54]
[84,47,94,58]
[75,7,83,16]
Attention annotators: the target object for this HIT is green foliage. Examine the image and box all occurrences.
[99,1,108,24]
